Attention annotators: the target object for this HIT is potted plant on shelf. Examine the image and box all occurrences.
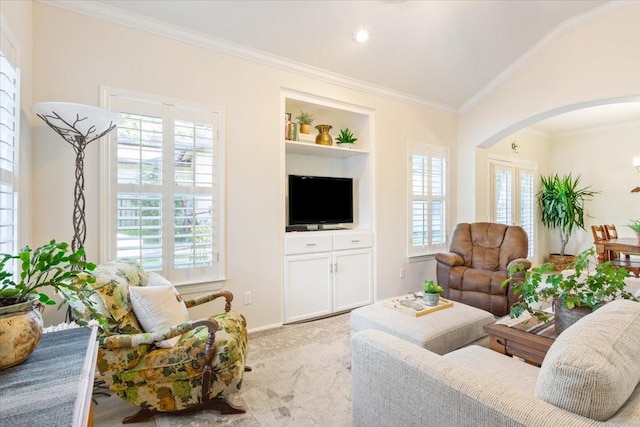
[422,280,443,306]
[336,128,358,147]
[628,219,640,244]
[296,111,314,135]
[537,173,597,270]
[0,240,97,369]
[505,248,637,333]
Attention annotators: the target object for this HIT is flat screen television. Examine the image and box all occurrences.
[288,175,354,225]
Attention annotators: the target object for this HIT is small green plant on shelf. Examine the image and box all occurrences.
[336,128,358,145]
[295,111,314,125]
[422,280,443,294]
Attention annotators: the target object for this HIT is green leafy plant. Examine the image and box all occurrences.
[295,111,314,125]
[0,240,97,307]
[336,128,358,144]
[627,219,640,233]
[537,173,597,256]
[504,248,636,322]
[423,280,443,294]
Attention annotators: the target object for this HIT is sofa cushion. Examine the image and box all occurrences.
[444,345,540,395]
[534,299,640,421]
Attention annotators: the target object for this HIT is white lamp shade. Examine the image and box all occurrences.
[30,102,123,136]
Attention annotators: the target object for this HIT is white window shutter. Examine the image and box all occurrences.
[103,90,224,285]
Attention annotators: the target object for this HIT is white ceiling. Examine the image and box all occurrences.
[57,0,638,134]
[90,0,608,111]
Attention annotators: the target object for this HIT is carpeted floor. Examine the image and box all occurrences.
[92,313,352,427]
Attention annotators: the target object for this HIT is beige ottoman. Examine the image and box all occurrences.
[350,299,495,354]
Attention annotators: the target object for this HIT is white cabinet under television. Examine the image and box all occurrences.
[282,90,375,323]
[283,230,373,323]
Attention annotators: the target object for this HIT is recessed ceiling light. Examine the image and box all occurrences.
[353,28,369,43]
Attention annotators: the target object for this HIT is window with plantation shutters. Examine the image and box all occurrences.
[102,89,224,285]
[0,34,19,263]
[489,158,536,259]
[408,142,448,257]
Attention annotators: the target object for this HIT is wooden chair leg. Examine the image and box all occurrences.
[122,408,156,424]
[121,398,245,424]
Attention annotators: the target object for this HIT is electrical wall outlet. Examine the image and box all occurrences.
[399,268,405,278]
[243,291,252,305]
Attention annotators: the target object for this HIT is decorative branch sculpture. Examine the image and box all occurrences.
[31,103,122,252]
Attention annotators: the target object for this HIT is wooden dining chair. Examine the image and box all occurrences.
[604,224,619,240]
[604,224,626,260]
[592,224,639,277]
[591,225,612,262]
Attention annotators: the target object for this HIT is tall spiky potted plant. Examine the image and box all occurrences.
[537,173,597,270]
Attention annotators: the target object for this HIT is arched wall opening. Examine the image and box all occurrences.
[477,95,640,149]
[473,95,640,264]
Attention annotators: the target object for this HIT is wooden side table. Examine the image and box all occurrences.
[483,321,557,367]
[0,326,98,426]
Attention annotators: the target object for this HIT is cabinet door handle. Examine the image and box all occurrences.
[334,263,338,273]
[351,240,360,243]
[306,243,317,247]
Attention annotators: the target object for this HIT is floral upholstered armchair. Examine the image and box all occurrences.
[64,259,248,424]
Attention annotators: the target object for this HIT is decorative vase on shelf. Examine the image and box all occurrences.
[315,124,333,146]
[300,123,312,135]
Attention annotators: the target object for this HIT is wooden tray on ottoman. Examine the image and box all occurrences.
[384,297,454,317]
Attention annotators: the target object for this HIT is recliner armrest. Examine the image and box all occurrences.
[435,252,464,267]
[507,258,532,271]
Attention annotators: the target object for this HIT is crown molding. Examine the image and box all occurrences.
[37,0,455,113]
[545,117,640,139]
[458,0,633,115]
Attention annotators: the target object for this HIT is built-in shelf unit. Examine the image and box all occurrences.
[282,89,375,323]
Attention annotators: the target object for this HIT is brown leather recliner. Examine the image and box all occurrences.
[435,222,531,316]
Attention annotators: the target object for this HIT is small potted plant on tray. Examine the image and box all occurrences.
[336,128,358,147]
[504,248,637,333]
[422,280,443,306]
[296,111,314,134]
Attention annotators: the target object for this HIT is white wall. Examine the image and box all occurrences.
[27,3,457,328]
[458,2,640,227]
[546,120,640,255]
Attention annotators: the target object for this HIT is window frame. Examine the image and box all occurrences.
[0,22,20,262]
[407,141,449,258]
[488,155,537,260]
[100,87,226,288]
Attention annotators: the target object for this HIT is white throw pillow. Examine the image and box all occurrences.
[129,285,189,348]
[146,271,173,287]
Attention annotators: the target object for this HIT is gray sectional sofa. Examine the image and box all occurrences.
[351,299,640,426]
